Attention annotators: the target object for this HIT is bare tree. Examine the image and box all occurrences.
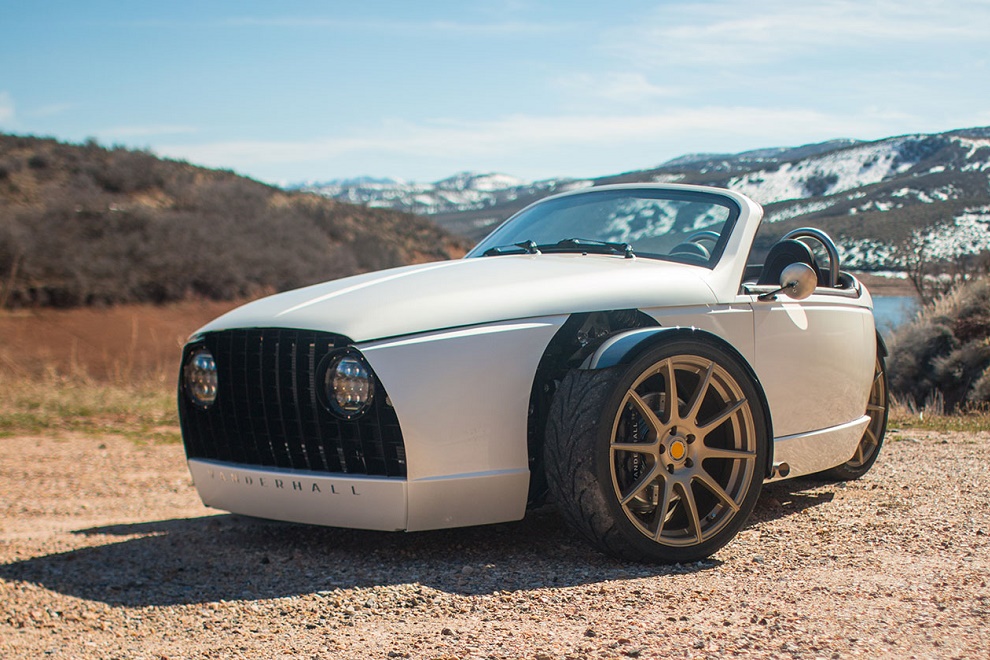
[896,229,990,305]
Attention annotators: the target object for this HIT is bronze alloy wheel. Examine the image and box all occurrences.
[609,354,759,547]
[545,338,768,563]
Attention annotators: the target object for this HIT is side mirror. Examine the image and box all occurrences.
[758,262,817,301]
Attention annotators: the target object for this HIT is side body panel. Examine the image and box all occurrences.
[749,294,875,438]
[768,417,869,479]
[642,304,756,367]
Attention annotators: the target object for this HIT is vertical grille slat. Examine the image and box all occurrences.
[258,330,288,468]
[285,334,314,472]
[179,328,406,478]
[220,331,247,465]
[232,331,263,466]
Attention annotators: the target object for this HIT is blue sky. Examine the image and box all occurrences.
[2,0,988,185]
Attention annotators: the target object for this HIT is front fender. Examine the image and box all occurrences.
[359,315,568,529]
[581,326,776,477]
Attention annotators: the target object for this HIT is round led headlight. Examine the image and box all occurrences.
[325,352,375,419]
[184,348,218,409]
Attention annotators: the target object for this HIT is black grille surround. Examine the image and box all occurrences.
[179,328,406,478]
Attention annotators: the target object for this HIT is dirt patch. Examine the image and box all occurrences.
[1,430,988,658]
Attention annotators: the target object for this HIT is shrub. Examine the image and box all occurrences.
[90,149,163,193]
[888,277,990,410]
[803,172,838,197]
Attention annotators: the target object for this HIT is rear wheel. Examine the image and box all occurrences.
[545,339,768,563]
[822,351,887,480]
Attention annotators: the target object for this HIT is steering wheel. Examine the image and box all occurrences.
[688,230,721,249]
[780,228,840,288]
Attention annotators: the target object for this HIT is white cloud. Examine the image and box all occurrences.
[155,106,924,172]
[0,92,14,124]
[556,73,678,103]
[605,0,990,67]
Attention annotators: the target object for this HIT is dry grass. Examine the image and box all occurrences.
[0,372,178,442]
[0,302,214,443]
[888,394,990,433]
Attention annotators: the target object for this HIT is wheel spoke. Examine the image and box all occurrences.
[619,463,661,506]
[698,398,747,432]
[611,441,655,454]
[676,481,703,544]
[867,403,885,414]
[856,426,880,463]
[853,441,865,465]
[684,362,714,423]
[651,478,675,541]
[662,359,679,423]
[697,445,756,461]
[627,391,665,437]
[693,470,740,513]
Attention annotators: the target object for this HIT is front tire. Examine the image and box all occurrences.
[545,339,768,563]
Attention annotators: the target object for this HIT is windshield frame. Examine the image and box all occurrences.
[466,185,742,269]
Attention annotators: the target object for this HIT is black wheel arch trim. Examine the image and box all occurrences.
[876,330,888,357]
[580,325,775,478]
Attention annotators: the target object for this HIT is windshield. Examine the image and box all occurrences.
[467,187,740,267]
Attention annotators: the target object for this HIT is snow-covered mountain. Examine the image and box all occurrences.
[292,128,990,271]
[704,131,990,269]
[298,171,591,216]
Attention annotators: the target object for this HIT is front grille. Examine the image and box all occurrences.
[179,328,406,477]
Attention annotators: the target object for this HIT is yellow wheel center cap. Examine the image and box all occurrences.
[669,440,687,461]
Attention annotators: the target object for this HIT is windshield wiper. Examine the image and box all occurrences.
[540,238,635,259]
[481,238,634,258]
[481,240,542,256]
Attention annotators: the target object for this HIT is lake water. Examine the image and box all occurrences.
[873,295,919,337]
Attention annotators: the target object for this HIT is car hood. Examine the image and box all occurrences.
[195,255,719,342]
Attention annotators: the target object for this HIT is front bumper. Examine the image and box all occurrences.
[189,459,407,530]
[188,459,529,531]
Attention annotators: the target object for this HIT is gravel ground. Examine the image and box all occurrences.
[1,429,988,659]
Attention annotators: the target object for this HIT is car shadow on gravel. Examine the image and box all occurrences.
[0,481,835,608]
[750,477,836,525]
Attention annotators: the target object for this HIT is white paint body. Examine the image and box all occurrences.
[183,184,877,531]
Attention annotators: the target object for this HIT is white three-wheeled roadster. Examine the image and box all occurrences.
[179,184,886,562]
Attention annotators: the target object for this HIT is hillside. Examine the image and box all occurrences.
[0,134,468,309]
[299,128,990,271]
